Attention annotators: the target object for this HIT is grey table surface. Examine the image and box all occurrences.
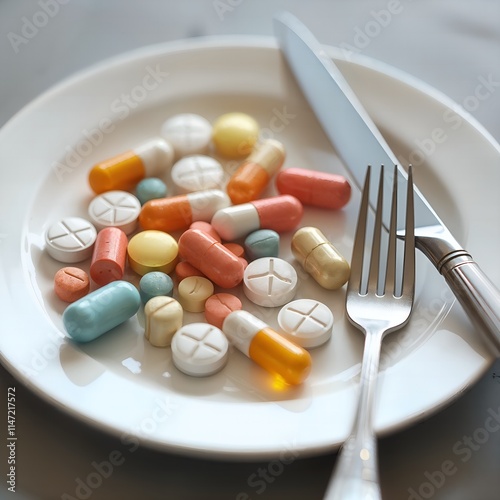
[1,1,499,499]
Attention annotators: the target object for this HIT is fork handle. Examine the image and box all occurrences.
[323,433,382,500]
[441,254,500,354]
[323,331,384,500]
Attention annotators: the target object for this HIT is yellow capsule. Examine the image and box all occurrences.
[212,112,259,159]
[291,227,350,290]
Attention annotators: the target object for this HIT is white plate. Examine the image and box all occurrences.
[1,37,499,459]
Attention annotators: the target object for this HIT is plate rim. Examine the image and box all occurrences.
[0,35,498,459]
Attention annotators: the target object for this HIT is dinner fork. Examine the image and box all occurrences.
[324,165,415,500]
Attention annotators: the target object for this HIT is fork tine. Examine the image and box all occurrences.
[384,165,398,296]
[349,165,371,295]
[402,165,415,298]
[367,166,385,295]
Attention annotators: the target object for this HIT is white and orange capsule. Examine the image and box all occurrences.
[211,195,303,240]
[222,310,312,385]
[226,139,285,204]
[88,138,174,194]
[139,189,230,233]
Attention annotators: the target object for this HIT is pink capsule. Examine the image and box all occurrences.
[178,229,245,288]
[90,227,128,286]
[211,195,303,240]
[189,221,221,242]
[276,168,351,210]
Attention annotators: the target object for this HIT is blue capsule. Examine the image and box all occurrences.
[63,281,140,342]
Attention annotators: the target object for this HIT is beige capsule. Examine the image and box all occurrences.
[144,296,183,347]
[291,227,350,290]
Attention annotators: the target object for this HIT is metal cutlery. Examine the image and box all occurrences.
[324,165,415,499]
[274,11,500,353]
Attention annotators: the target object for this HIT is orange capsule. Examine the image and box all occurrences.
[276,168,351,210]
[90,227,128,286]
[139,190,230,232]
[178,229,244,289]
[226,139,285,204]
[189,221,221,242]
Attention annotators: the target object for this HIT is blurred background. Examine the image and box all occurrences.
[1,1,499,499]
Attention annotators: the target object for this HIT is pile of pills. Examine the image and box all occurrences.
[46,112,352,386]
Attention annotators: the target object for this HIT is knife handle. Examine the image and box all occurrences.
[441,253,500,354]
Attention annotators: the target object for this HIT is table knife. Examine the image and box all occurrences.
[274,12,500,352]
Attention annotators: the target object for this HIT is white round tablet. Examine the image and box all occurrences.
[278,299,334,349]
[171,155,225,193]
[243,257,298,307]
[171,323,229,377]
[88,190,141,235]
[160,113,212,158]
[45,217,97,263]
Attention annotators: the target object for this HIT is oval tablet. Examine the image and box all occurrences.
[171,323,229,377]
[45,217,97,263]
[63,281,140,343]
[278,299,334,349]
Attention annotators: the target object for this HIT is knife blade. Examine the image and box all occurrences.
[274,11,500,352]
